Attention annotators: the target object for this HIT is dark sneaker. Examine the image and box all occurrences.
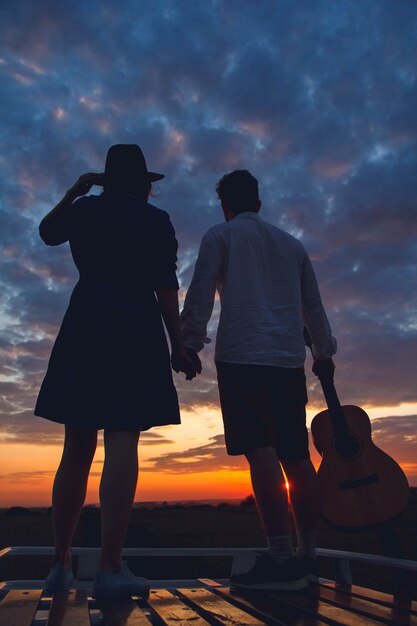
[93,561,150,599]
[297,556,319,583]
[44,564,75,593]
[230,553,308,591]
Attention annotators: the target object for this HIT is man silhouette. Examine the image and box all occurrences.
[181,170,336,590]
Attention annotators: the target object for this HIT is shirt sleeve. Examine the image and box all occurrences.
[180,229,224,352]
[151,212,180,290]
[301,252,337,359]
[39,196,89,246]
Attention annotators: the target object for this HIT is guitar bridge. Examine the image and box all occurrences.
[339,474,379,490]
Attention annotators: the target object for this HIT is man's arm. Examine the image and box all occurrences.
[301,252,337,364]
[180,230,224,354]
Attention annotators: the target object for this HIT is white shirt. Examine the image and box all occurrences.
[181,212,336,367]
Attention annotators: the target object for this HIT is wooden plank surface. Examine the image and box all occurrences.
[272,589,385,626]
[46,589,90,626]
[148,589,211,624]
[318,585,417,625]
[321,583,417,614]
[0,582,415,626]
[179,587,268,625]
[0,589,42,626]
[99,597,152,626]
[198,578,223,587]
[216,586,328,626]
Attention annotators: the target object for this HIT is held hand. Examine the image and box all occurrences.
[185,347,202,374]
[67,172,104,199]
[312,357,335,380]
[171,348,201,381]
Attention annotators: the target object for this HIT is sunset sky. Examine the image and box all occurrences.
[0,1,416,507]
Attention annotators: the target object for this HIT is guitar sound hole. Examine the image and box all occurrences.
[334,434,360,458]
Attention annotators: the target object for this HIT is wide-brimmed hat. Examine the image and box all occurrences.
[104,144,164,188]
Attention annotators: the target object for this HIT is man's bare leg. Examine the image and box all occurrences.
[245,446,293,562]
[281,458,319,558]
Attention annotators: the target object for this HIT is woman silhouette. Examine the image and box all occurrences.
[35,144,199,598]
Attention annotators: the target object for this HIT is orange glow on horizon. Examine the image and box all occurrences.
[0,441,253,507]
[0,440,416,508]
[1,400,416,507]
[0,469,253,508]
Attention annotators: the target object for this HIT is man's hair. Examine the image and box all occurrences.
[216,170,259,214]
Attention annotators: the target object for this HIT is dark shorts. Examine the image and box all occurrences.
[216,362,309,460]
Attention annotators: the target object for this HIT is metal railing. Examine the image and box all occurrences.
[1,545,417,588]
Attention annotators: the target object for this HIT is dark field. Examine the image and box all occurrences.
[1,490,416,599]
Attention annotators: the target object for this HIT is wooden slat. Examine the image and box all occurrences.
[47,589,90,626]
[99,597,152,625]
[198,578,223,587]
[179,588,267,625]
[272,588,384,626]
[148,589,211,624]
[321,583,417,614]
[318,585,417,625]
[216,586,328,625]
[0,589,43,626]
[1,582,414,626]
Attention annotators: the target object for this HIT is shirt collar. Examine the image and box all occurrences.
[233,211,261,220]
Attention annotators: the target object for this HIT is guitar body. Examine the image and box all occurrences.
[311,404,409,529]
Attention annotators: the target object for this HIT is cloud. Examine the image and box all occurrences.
[371,414,417,468]
[0,0,416,451]
[0,470,55,484]
[145,415,417,487]
[0,469,102,484]
[144,434,246,474]
[0,410,66,446]
[140,432,175,445]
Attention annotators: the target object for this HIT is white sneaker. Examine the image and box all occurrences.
[44,564,75,593]
[92,561,150,599]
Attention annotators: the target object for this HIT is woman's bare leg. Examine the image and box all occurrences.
[51,425,98,567]
[99,430,140,573]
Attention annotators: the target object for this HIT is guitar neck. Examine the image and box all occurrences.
[303,327,350,435]
[318,375,350,435]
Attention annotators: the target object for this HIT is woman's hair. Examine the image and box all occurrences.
[103,177,151,200]
[216,169,259,214]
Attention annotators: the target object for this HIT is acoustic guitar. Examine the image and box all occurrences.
[305,330,409,529]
